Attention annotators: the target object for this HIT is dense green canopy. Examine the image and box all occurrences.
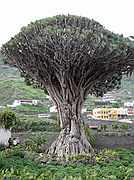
[2,15,134,98]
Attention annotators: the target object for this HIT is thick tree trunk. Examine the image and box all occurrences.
[47,103,94,158]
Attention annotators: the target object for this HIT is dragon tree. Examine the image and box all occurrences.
[1,15,134,158]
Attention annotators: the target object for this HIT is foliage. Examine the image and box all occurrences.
[83,125,95,143]
[0,148,134,179]
[12,118,61,133]
[112,123,119,130]
[120,124,130,131]
[24,133,47,152]
[0,110,19,129]
[2,15,134,99]
[67,152,90,161]
[16,104,49,113]
[0,143,6,151]
[111,103,120,108]
[100,124,107,131]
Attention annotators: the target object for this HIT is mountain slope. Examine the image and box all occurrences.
[0,54,47,105]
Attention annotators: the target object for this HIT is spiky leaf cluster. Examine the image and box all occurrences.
[1,15,134,98]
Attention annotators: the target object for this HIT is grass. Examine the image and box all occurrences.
[0,79,47,105]
[16,104,49,113]
[0,55,47,105]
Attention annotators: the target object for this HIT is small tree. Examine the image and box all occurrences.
[0,110,19,129]
[1,15,134,158]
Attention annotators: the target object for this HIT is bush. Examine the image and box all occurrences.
[120,124,129,131]
[6,145,25,158]
[0,143,6,151]
[83,125,95,143]
[100,124,107,131]
[12,119,61,132]
[112,124,119,130]
[24,133,47,152]
[0,110,19,129]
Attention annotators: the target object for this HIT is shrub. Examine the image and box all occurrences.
[12,118,61,133]
[120,124,129,131]
[0,110,19,129]
[6,145,25,158]
[112,124,119,130]
[0,143,6,151]
[83,125,95,143]
[100,124,107,131]
[24,133,47,152]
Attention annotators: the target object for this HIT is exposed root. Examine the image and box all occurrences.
[47,129,94,159]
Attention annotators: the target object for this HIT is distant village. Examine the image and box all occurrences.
[0,92,134,122]
[0,96,133,145]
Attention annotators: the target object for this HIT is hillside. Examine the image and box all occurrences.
[0,54,134,107]
[0,54,47,105]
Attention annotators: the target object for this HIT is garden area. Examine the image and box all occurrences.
[0,110,134,179]
[0,145,134,179]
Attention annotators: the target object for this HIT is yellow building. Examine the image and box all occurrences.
[92,108,118,120]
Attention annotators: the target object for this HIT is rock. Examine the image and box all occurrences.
[76,158,89,165]
[40,158,48,164]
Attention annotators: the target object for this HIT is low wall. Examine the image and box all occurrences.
[12,131,134,150]
[92,132,134,150]
[84,118,134,132]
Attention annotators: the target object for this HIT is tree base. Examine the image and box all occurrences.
[47,129,94,159]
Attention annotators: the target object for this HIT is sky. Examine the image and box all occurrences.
[0,0,134,47]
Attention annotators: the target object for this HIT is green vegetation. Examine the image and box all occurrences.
[24,133,47,152]
[0,110,19,129]
[100,124,107,132]
[16,104,49,113]
[11,116,61,133]
[83,125,95,143]
[0,54,47,105]
[0,79,47,105]
[0,147,134,179]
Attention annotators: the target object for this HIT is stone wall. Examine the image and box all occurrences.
[84,118,134,132]
[92,132,134,150]
[12,131,134,150]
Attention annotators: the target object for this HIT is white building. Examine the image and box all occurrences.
[101,93,116,103]
[117,108,127,115]
[38,114,51,118]
[50,105,57,113]
[0,128,11,145]
[45,95,52,100]
[81,107,87,114]
[124,101,134,107]
[12,100,38,107]
[0,106,5,109]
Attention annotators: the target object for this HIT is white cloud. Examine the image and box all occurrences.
[0,0,134,47]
